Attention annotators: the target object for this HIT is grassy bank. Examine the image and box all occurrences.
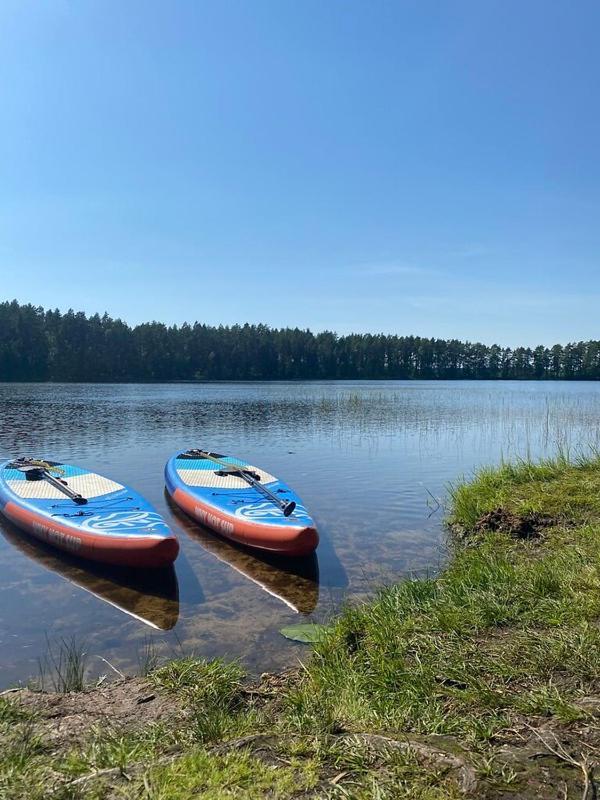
[3,454,600,798]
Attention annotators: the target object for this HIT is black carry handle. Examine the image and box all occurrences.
[16,463,88,505]
[188,449,296,517]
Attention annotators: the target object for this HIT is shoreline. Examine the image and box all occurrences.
[2,377,600,384]
[3,453,600,797]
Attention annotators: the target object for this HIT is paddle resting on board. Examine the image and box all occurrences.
[165,449,318,556]
[0,458,179,567]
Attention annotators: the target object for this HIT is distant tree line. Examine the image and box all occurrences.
[0,299,598,381]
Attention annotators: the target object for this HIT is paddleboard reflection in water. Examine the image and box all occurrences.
[0,520,179,630]
[167,495,319,614]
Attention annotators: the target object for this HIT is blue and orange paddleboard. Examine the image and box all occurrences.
[0,458,179,568]
[165,449,318,556]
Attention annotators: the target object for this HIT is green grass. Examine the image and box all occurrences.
[151,657,261,744]
[449,451,600,529]
[4,452,600,798]
[0,703,50,800]
[61,722,177,779]
[0,698,31,724]
[114,749,319,800]
[283,455,600,744]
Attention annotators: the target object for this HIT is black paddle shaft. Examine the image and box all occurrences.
[17,464,88,505]
[189,449,296,517]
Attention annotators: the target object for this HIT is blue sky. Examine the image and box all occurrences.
[0,1,598,347]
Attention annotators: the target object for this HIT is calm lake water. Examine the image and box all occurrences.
[1,380,599,688]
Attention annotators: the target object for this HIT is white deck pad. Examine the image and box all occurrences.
[176,465,276,489]
[6,473,123,500]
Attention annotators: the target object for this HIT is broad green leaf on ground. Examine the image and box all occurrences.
[279,623,330,643]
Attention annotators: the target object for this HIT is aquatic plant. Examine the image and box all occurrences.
[37,635,87,693]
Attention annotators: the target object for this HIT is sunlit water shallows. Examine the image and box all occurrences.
[0,381,599,687]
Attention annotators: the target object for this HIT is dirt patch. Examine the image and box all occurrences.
[6,670,297,753]
[485,716,600,800]
[10,677,186,750]
[473,507,558,539]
